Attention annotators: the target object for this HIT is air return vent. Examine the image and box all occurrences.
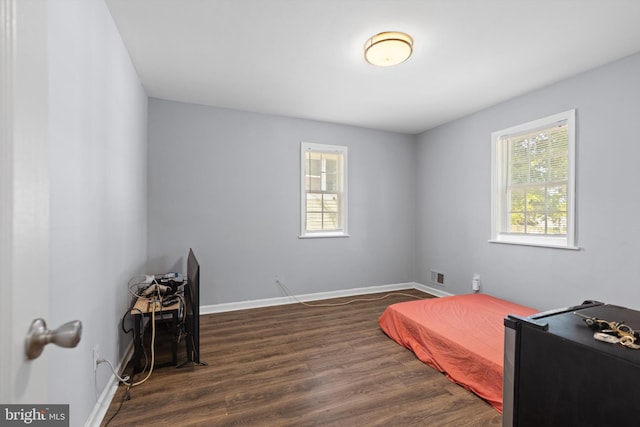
[430,270,445,285]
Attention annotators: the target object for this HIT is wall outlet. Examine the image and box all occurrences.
[92,345,100,372]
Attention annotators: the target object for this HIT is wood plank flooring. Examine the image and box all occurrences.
[101,289,502,426]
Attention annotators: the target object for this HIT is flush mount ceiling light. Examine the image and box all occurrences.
[364,31,413,66]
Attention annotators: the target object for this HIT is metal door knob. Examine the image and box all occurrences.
[25,318,82,360]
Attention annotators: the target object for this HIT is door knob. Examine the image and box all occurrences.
[25,318,82,360]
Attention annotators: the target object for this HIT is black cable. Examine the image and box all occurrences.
[121,310,133,334]
[186,333,207,367]
[103,372,134,426]
[121,297,140,335]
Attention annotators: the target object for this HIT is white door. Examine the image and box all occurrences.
[0,0,51,404]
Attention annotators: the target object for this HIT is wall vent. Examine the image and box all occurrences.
[430,270,445,285]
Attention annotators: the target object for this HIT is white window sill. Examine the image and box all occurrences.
[489,238,579,251]
[299,232,350,239]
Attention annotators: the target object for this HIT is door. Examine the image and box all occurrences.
[0,0,51,404]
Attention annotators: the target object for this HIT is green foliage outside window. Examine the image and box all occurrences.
[507,124,568,235]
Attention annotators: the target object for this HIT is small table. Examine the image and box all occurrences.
[130,295,181,373]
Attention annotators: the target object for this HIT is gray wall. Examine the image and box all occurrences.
[42,2,640,424]
[48,1,147,425]
[415,52,640,311]
[147,99,416,305]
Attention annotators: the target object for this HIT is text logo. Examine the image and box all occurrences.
[0,405,68,426]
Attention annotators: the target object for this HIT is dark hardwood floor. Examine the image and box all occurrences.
[102,289,501,426]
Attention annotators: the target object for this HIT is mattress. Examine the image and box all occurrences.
[378,293,537,412]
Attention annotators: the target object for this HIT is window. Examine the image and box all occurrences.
[300,142,348,238]
[491,110,577,249]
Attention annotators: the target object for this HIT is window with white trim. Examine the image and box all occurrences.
[300,142,348,238]
[491,110,577,249]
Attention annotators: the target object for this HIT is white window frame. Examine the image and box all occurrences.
[490,109,577,249]
[300,142,349,238]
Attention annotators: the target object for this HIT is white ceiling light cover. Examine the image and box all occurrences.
[364,31,413,66]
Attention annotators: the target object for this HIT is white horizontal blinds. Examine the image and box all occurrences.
[504,121,569,236]
[305,149,343,232]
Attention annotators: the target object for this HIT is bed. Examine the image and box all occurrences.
[378,293,537,412]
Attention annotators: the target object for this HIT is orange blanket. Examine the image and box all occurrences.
[378,293,537,412]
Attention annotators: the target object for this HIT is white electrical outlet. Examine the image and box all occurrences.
[92,345,100,372]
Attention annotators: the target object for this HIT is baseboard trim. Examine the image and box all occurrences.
[200,282,453,314]
[413,282,455,298]
[84,342,134,427]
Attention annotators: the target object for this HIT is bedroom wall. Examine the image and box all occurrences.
[147,98,416,306]
[415,52,640,311]
[48,0,148,425]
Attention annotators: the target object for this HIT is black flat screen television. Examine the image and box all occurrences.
[185,248,200,364]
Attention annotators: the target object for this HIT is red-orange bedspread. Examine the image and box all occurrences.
[378,293,537,412]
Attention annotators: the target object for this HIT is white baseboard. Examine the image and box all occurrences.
[200,282,454,314]
[414,282,455,298]
[84,342,134,427]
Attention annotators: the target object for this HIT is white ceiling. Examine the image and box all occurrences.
[106,0,640,135]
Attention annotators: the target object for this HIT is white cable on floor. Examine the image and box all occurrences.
[276,279,425,307]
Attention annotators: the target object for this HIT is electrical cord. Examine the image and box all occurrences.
[120,276,151,334]
[166,292,186,326]
[104,283,183,427]
[100,276,167,427]
[107,277,186,394]
[103,372,134,427]
[97,358,130,383]
[127,275,183,386]
[106,283,160,389]
[97,303,156,388]
[121,302,142,335]
[276,279,426,307]
[183,331,207,367]
[128,277,160,300]
[123,292,158,387]
[123,279,184,335]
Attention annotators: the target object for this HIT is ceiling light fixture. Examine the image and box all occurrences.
[364,31,413,67]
